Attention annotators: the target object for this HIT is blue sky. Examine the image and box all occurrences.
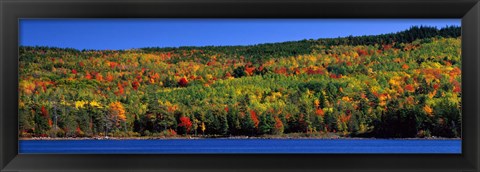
[19,19,460,50]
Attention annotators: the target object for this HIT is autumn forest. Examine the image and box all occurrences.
[19,26,462,139]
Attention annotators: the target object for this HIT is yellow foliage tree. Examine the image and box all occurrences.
[109,101,126,123]
[75,101,88,109]
[201,122,206,135]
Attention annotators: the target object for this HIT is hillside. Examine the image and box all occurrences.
[19,26,462,138]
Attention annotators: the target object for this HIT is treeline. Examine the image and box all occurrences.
[317,25,461,47]
[139,26,460,62]
[21,26,460,65]
[18,26,461,138]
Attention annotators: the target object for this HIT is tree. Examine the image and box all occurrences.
[108,101,127,133]
[178,116,193,134]
[178,77,189,87]
[201,122,206,135]
[34,105,51,137]
[258,113,275,135]
[273,116,284,135]
[233,66,246,78]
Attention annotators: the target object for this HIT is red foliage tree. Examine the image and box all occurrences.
[132,81,140,90]
[250,110,259,128]
[106,73,114,82]
[274,116,284,131]
[178,116,192,133]
[330,73,342,79]
[452,80,461,93]
[41,106,48,117]
[115,82,124,95]
[75,126,84,136]
[275,67,287,75]
[109,62,117,69]
[85,72,92,80]
[95,73,103,81]
[40,83,47,92]
[340,114,352,123]
[315,108,325,117]
[382,44,393,51]
[206,61,215,66]
[178,77,189,87]
[453,86,461,93]
[405,84,415,92]
[41,106,52,127]
[306,68,315,75]
[357,49,369,56]
[245,66,256,76]
[224,72,232,79]
[257,65,264,72]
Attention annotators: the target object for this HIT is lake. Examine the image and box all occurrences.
[19,139,461,154]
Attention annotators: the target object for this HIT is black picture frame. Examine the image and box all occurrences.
[1,0,479,171]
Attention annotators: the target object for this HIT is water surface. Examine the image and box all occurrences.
[19,139,461,154]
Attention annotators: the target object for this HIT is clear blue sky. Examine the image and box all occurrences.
[19,19,460,50]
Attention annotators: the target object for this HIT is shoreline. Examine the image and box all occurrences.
[19,136,462,141]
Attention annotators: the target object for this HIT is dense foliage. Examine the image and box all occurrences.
[19,26,461,138]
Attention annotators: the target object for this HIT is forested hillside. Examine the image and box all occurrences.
[19,26,461,138]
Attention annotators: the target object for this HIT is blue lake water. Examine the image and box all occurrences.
[19,139,461,154]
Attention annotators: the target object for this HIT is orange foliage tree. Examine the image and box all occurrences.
[108,101,126,126]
